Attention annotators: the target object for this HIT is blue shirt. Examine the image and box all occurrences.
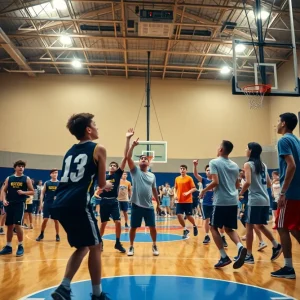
[278,133,300,200]
[202,178,213,206]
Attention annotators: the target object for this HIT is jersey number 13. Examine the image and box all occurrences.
[60,154,88,183]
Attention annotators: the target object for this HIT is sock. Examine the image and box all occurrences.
[61,278,71,290]
[219,248,227,258]
[220,233,224,237]
[247,250,252,256]
[284,258,293,269]
[18,242,23,246]
[7,242,12,247]
[0,226,3,229]
[205,232,209,237]
[184,227,187,230]
[237,242,243,250]
[271,240,279,248]
[92,284,102,297]
[116,238,120,244]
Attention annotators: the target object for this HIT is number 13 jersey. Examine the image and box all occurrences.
[53,141,98,209]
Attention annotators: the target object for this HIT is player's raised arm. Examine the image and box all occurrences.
[193,160,203,182]
[120,128,135,171]
[127,138,139,171]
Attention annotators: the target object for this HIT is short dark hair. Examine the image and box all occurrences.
[13,160,26,168]
[109,161,119,168]
[205,165,209,171]
[272,171,279,176]
[139,155,149,161]
[222,140,234,155]
[280,113,298,131]
[67,113,94,140]
[50,168,58,174]
[180,164,187,170]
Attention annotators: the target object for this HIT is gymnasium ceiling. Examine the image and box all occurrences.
[0,0,299,79]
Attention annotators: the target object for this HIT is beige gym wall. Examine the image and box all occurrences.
[0,73,271,162]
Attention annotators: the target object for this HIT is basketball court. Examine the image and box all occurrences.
[0,0,300,299]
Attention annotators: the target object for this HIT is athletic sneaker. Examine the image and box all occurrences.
[271,244,282,261]
[182,229,190,239]
[0,245,12,255]
[258,241,267,251]
[271,267,296,279]
[16,244,24,257]
[214,256,232,268]
[127,246,134,256]
[193,226,198,236]
[233,247,247,269]
[0,228,5,235]
[115,242,126,253]
[244,254,255,264]
[222,236,228,248]
[36,233,44,241]
[91,292,111,300]
[203,235,210,245]
[152,245,159,256]
[56,234,60,242]
[51,285,71,300]
[125,223,129,228]
[22,224,28,229]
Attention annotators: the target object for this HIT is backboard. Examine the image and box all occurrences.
[132,141,167,163]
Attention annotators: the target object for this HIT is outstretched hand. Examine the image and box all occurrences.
[126,128,134,138]
[132,138,139,147]
[193,160,198,166]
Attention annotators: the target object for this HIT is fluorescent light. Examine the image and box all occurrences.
[60,35,72,46]
[72,59,82,69]
[52,0,67,10]
[220,66,231,74]
[235,44,246,53]
[258,10,270,20]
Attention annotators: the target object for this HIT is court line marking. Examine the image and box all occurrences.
[20,274,295,300]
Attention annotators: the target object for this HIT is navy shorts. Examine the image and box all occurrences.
[176,203,193,216]
[272,201,278,211]
[210,205,238,229]
[201,205,214,220]
[100,198,121,223]
[246,206,269,225]
[25,204,33,213]
[51,204,101,249]
[192,198,199,209]
[119,201,129,212]
[43,202,56,219]
[5,202,25,226]
[131,203,155,228]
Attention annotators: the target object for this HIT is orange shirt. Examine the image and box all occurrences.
[175,175,195,203]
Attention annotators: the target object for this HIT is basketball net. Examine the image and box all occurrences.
[242,84,271,109]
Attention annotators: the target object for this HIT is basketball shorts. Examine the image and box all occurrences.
[192,198,199,209]
[43,202,56,219]
[176,203,193,216]
[272,201,278,211]
[100,198,121,223]
[210,205,238,229]
[201,205,214,220]
[161,197,170,207]
[246,206,269,225]
[275,199,300,230]
[131,203,155,228]
[51,204,101,249]
[119,201,129,212]
[25,204,33,213]
[5,202,25,226]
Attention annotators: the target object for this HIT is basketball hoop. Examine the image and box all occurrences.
[242,84,271,109]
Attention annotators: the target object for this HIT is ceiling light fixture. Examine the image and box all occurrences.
[258,10,270,20]
[60,35,72,46]
[235,44,246,53]
[220,66,231,74]
[72,59,82,69]
[52,0,67,10]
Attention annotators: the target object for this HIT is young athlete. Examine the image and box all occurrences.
[0,160,34,257]
[126,136,161,256]
[50,113,112,300]
[200,140,247,269]
[99,129,134,253]
[193,161,227,247]
[271,171,280,228]
[272,113,300,279]
[23,195,33,229]
[161,183,172,217]
[36,169,60,242]
[174,165,198,239]
[239,142,282,264]
[117,172,132,228]
[0,182,6,235]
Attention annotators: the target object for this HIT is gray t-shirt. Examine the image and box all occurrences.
[247,161,269,206]
[130,166,156,209]
[209,157,239,206]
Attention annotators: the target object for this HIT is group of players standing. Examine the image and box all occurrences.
[0,112,299,300]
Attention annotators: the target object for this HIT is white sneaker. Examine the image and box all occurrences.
[127,246,134,256]
[152,245,159,256]
[258,241,268,251]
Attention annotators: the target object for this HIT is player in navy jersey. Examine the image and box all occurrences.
[99,128,134,253]
[193,161,227,247]
[36,169,60,242]
[0,160,34,257]
[50,113,112,300]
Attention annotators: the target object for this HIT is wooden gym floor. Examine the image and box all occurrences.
[0,214,299,300]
